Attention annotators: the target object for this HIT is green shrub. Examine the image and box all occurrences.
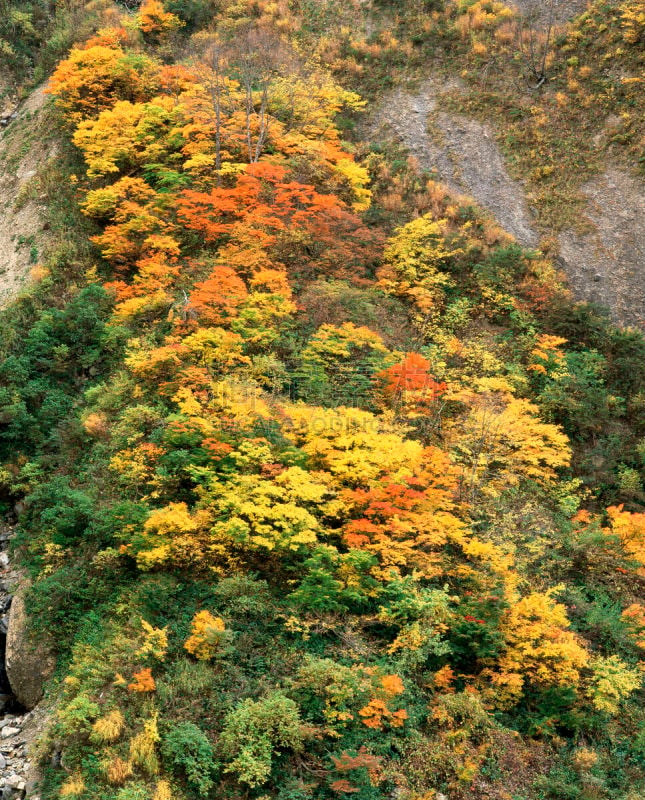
[57,695,100,738]
[115,784,149,800]
[166,0,220,30]
[220,693,303,787]
[23,476,93,545]
[161,721,217,797]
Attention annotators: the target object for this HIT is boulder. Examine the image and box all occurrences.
[5,592,55,710]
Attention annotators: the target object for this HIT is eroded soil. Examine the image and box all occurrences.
[0,86,57,308]
[367,77,539,247]
[558,168,645,327]
[366,78,644,328]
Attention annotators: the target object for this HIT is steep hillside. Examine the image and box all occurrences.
[365,80,645,327]
[0,87,59,308]
[0,2,643,800]
[355,0,645,327]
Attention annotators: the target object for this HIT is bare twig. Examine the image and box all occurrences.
[516,0,557,90]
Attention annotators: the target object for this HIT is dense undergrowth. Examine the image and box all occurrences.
[0,1,644,799]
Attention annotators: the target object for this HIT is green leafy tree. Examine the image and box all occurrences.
[220,693,304,787]
[161,721,217,796]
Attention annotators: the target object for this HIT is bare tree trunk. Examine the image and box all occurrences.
[205,41,225,183]
[253,84,270,163]
[517,0,557,90]
[187,33,228,185]
[244,76,254,163]
[229,26,294,164]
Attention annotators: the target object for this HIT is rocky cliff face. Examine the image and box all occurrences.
[0,529,53,800]
[5,593,55,713]
[367,77,539,247]
[0,86,58,310]
[0,100,62,796]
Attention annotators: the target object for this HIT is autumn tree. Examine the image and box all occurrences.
[184,265,248,327]
[493,591,589,706]
[298,323,396,408]
[72,96,185,179]
[136,0,184,41]
[604,505,645,574]
[48,41,160,122]
[228,26,294,163]
[444,379,571,501]
[184,610,230,660]
[340,446,466,581]
[378,215,462,323]
[184,32,242,186]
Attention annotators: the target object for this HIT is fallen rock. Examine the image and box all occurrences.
[0,731,18,741]
[5,592,55,710]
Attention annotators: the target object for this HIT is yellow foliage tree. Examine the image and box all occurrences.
[378,215,462,316]
[135,502,212,570]
[445,381,571,500]
[91,709,125,744]
[206,466,330,552]
[283,405,424,488]
[73,97,182,179]
[137,0,184,36]
[588,655,641,714]
[495,591,589,703]
[604,505,645,575]
[59,773,86,797]
[106,756,134,786]
[136,619,169,661]
[184,610,227,660]
[154,781,174,800]
[129,714,160,776]
[48,43,159,122]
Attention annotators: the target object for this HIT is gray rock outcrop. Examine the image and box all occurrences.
[5,593,54,711]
